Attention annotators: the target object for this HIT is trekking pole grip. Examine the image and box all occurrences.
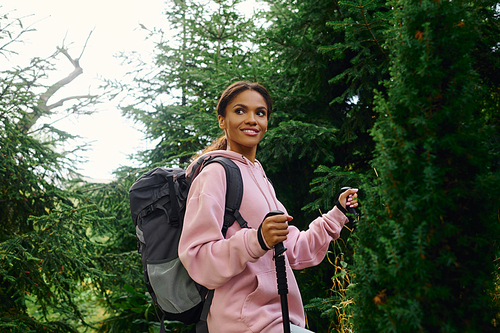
[263,210,287,256]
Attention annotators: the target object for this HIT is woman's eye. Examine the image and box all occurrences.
[235,109,244,115]
[257,110,267,117]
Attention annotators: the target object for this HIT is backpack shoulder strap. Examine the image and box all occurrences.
[213,157,246,233]
[203,156,248,238]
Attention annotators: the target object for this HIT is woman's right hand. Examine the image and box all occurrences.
[260,214,293,248]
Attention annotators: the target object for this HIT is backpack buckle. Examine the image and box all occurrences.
[141,204,155,217]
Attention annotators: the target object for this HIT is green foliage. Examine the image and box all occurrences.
[319,0,391,164]
[258,0,347,166]
[0,55,78,238]
[1,14,78,329]
[0,10,149,333]
[324,0,391,104]
[95,283,159,333]
[301,165,365,332]
[257,0,387,226]
[119,0,264,166]
[0,316,77,333]
[70,171,171,333]
[0,119,68,236]
[304,236,358,333]
[2,205,112,323]
[349,1,500,331]
[302,165,360,214]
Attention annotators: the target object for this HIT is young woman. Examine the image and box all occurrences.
[178,81,358,332]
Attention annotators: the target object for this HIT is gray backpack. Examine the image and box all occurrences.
[129,155,249,332]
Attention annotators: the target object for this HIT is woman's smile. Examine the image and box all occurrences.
[241,127,260,136]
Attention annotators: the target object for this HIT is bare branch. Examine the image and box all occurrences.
[38,48,83,105]
[78,29,94,60]
[17,33,96,134]
[47,95,97,110]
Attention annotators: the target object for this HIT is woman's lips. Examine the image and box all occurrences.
[241,128,259,136]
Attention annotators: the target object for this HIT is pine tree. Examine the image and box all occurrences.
[349,1,500,331]
[290,0,393,220]
[120,0,263,166]
[257,0,392,223]
[0,12,138,332]
[72,169,157,332]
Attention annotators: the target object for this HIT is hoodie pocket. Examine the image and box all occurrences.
[241,270,282,330]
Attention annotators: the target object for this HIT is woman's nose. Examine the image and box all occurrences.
[245,112,257,124]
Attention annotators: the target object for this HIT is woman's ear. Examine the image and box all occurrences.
[218,115,226,129]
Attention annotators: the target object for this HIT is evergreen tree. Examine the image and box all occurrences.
[257,0,346,213]
[0,12,140,332]
[120,0,264,166]
[258,0,392,224]
[256,1,393,329]
[349,1,500,331]
[73,168,158,332]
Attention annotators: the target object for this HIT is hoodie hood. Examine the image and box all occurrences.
[186,150,258,181]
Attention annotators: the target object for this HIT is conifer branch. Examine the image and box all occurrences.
[332,0,346,19]
[359,3,387,59]
[46,95,96,110]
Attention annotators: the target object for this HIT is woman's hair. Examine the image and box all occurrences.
[195,81,272,158]
[216,81,273,120]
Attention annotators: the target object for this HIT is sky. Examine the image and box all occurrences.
[2,0,172,181]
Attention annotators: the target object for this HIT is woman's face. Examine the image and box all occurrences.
[218,89,268,161]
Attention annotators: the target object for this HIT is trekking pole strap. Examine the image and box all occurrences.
[160,313,166,333]
[196,290,214,333]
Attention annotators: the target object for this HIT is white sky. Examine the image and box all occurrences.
[2,0,261,181]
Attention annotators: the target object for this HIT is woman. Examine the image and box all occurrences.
[178,81,358,332]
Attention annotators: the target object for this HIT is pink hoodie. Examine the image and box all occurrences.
[178,150,348,332]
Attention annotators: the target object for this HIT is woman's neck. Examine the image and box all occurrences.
[226,144,256,163]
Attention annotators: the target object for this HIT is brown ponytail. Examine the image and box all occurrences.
[190,136,227,161]
[203,135,227,153]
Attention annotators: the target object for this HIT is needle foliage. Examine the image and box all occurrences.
[348,1,500,331]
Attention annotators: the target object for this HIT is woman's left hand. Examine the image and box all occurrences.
[338,188,358,210]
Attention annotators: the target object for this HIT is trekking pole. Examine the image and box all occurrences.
[263,210,291,333]
[340,186,360,218]
[335,186,360,235]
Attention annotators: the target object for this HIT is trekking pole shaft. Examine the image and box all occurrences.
[280,295,290,333]
[275,251,291,333]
